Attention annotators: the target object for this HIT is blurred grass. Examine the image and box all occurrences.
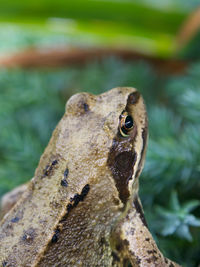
[0,0,187,34]
[0,21,175,57]
[0,58,200,266]
[0,0,197,57]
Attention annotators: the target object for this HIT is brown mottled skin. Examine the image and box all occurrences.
[0,87,180,266]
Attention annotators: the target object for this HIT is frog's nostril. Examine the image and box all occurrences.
[83,102,89,112]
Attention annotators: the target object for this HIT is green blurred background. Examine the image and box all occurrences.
[0,0,200,266]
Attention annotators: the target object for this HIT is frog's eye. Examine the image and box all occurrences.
[119,112,134,137]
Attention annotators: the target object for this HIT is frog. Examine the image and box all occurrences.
[0,87,180,267]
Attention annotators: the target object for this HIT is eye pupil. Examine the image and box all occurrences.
[119,113,134,137]
[125,116,133,129]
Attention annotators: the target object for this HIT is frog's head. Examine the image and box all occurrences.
[65,87,148,206]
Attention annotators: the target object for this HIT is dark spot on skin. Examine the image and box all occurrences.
[51,234,58,243]
[123,239,129,246]
[147,250,157,254]
[76,98,90,115]
[116,244,123,252]
[146,255,158,263]
[43,165,52,176]
[111,251,120,262]
[165,258,169,264]
[61,168,69,187]
[61,179,68,187]
[42,159,58,178]
[22,228,36,244]
[130,227,135,235]
[52,159,58,166]
[51,228,60,243]
[61,184,90,220]
[64,168,69,178]
[169,263,175,267]
[134,256,141,265]
[2,261,7,267]
[81,184,90,198]
[127,91,140,105]
[83,103,89,112]
[145,238,150,242]
[70,184,90,206]
[135,257,141,265]
[67,203,73,212]
[130,251,141,265]
[72,193,82,206]
[133,197,148,228]
[11,217,20,223]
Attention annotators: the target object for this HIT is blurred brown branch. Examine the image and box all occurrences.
[177,7,200,48]
[0,47,188,75]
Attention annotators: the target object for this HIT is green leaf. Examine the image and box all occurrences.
[184,215,200,227]
[160,218,181,236]
[155,191,200,242]
[169,191,180,211]
[182,200,200,213]
[176,224,192,241]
